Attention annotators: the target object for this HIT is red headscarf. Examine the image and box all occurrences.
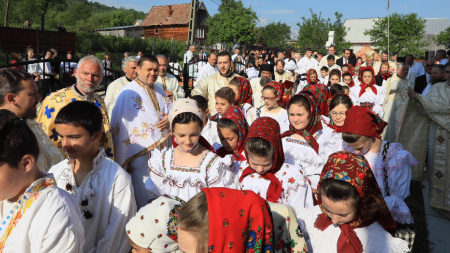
[378,62,391,81]
[301,84,330,116]
[216,106,249,161]
[264,81,284,101]
[326,94,353,133]
[239,117,285,203]
[306,69,319,84]
[343,106,387,138]
[204,188,274,252]
[315,151,396,253]
[233,77,253,106]
[281,93,322,153]
[342,72,355,87]
[358,67,377,97]
[348,64,355,76]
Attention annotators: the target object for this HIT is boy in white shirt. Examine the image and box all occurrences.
[0,109,84,253]
[326,55,341,73]
[49,101,137,253]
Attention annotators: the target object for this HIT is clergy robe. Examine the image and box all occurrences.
[0,174,84,253]
[196,63,219,83]
[274,71,295,83]
[104,76,132,119]
[36,85,115,160]
[111,78,172,208]
[250,77,267,109]
[154,73,185,101]
[362,61,382,75]
[49,149,136,253]
[191,72,240,114]
[382,73,415,142]
[26,119,63,172]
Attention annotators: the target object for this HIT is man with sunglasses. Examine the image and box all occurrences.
[415,59,435,94]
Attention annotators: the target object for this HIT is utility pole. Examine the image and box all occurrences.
[187,0,198,46]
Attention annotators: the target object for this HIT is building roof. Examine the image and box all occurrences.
[355,45,381,61]
[92,25,141,31]
[141,3,191,27]
[344,17,450,43]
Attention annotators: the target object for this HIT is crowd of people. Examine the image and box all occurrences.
[0,45,449,253]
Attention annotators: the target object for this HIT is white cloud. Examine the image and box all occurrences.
[263,9,294,15]
[257,16,271,27]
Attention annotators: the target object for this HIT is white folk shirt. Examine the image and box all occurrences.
[155,73,185,101]
[250,77,265,108]
[409,61,425,81]
[104,76,132,119]
[0,175,84,253]
[49,149,137,253]
[195,63,219,83]
[297,56,319,75]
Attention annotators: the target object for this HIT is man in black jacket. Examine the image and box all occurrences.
[336,49,356,67]
[414,59,435,94]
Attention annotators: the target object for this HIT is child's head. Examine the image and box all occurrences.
[329,94,353,127]
[319,178,360,225]
[307,69,318,83]
[214,87,235,115]
[262,82,281,108]
[245,137,274,174]
[327,55,335,66]
[287,95,311,131]
[0,109,40,201]
[329,84,344,97]
[361,68,374,85]
[341,85,350,95]
[190,95,209,121]
[169,99,204,152]
[341,64,349,73]
[379,62,390,74]
[342,72,353,86]
[126,195,185,252]
[228,78,241,104]
[218,119,239,152]
[320,66,329,78]
[328,69,341,85]
[228,76,252,107]
[55,101,102,160]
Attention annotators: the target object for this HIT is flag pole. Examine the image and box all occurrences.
[388,0,390,58]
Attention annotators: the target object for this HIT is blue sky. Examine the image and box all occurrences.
[93,0,449,38]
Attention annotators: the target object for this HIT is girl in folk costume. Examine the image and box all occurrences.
[342,72,360,102]
[375,61,392,87]
[228,76,257,126]
[352,67,386,117]
[318,94,353,160]
[147,98,233,202]
[178,188,276,253]
[295,151,409,253]
[238,117,314,208]
[257,81,290,133]
[281,94,328,190]
[342,106,417,226]
[301,82,332,116]
[327,69,341,87]
[125,195,185,253]
[296,68,320,93]
[347,63,360,86]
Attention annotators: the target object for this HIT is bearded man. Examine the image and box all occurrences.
[250,64,274,108]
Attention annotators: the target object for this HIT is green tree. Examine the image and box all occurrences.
[36,0,66,30]
[435,27,450,49]
[206,0,257,46]
[255,21,291,50]
[296,9,350,55]
[364,13,428,57]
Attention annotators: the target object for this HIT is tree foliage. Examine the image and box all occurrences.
[364,13,428,57]
[435,27,450,49]
[296,9,350,55]
[255,22,291,50]
[205,0,257,46]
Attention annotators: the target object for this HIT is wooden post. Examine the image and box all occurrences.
[152,36,156,55]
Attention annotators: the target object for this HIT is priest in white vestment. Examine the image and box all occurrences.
[382,63,414,142]
[250,64,274,109]
[196,53,218,84]
[274,60,295,82]
[362,50,382,75]
[111,55,172,209]
[0,110,84,253]
[155,55,185,102]
[0,68,63,172]
[104,56,138,119]
[191,52,240,114]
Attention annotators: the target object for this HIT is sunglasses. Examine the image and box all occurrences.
[425,64,435,67]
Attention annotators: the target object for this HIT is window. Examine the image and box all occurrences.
[195,28,205,39]
[155,28,159,34]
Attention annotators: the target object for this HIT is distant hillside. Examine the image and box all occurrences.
[1,0,147,31]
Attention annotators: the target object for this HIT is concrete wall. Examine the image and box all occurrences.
[422,34,446,52]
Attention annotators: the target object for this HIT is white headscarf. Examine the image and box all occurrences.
[168,98,203,130]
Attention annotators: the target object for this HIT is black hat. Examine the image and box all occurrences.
[260,64,273,72]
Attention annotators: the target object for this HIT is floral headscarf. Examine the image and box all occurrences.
[204,188,274,252]
[315,151,396,253]
[301,83,331,116]
[281,93,323,153]
[327,94,353,133]
[125,195,185,252]
[233,77,253,106]
[358,67,377,97]
[216,106,249,161]
[343,106,387,138]
[240,117,285,202]
[264,81,284,101]
[306,69,319,84]
[347,64,355,76]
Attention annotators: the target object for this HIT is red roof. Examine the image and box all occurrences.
[141,4,191,27]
